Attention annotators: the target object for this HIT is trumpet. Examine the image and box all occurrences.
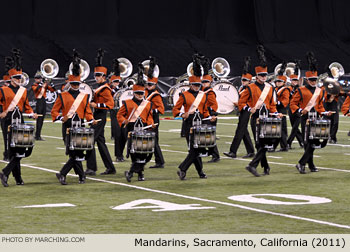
[40,59,59,79]
[69,59,90,81]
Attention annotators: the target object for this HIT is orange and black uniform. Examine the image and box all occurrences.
[0,84,34,184]
[31,82,55,139]
[238,81,277,172]
[290,84,327,170]
[227,85,255,156]
[173,89,209,177]
[274,85,290,150]
[287,85,304,147]
[51,89,93,181]
[145,89,165,166]
[117,98,154,176]
[202,86,220,160]
[86,82,116,174]
[341,95,350,116]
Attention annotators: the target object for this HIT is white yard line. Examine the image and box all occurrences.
[267,156,282,159]
[1,160,349,230]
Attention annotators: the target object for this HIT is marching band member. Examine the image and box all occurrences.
[341,93,350,118]
[239,45,281,177]
[118,65,155,182]
[0,49,38,187]
[273,62,290,152]
[290,52,332,174]
[31,71,55,141]
[51,54,96,185]
[109,58,126,162]
[1,56,13,161]
[85,49,116,176]
[201,57,220,163]
[224,57,255,159]
[286,60,304,149]
[173,54,209,180]
[144,57,165,168]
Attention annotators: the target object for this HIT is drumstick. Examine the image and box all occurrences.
[22,113,43,117]
[269,113,287,117]
[82,119,102,126]
[123,107,136,128]
[202,117,212,121]
[142,123,158,130]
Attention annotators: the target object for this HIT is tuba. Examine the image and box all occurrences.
[329,62,344,81]
[211,57,230,78]
[316,62,345,95]
[40,59,59,79]
[118,57,133,78]
[274,62,300,83]
[69,59,90,81]
[19,72,30,86]
[142,59,160,78]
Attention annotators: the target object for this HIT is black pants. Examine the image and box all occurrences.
[86,109,115,172]
[114,117,127,159]
[248,138,272,169]
[325,101,339,142]
[1,118,8,159]
[2,146,33,181]
[153,125,165,164]
[60,152,85,179]
[229,110,254,154]
[129,153,152,174]
[110,109,117,139]
[35,97,46,138]
[287,109,303,146]
[274,116,288,150]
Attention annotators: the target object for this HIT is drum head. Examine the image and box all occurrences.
[167,84,190,107]
[117,88,133,108]
[212,80,239,114]
[79,83,93,102]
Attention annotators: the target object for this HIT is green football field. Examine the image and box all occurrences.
[1,113,350,234]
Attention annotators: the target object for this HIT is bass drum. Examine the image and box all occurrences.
[167,83,190,107]
[79,83,93,102]
[113,87,134,109]
[212,80,239,114]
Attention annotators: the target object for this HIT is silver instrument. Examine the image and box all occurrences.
[40,59,59,79]
[69,59,90,81]
[211,57,230,78]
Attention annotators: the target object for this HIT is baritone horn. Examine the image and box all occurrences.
[118,57,133,78]
[19,72,30,86]
[274,62,300,83]
[212,57,230,78]
[142,59,160,78]
[329,62,344,80]
[69,59,90,81]
[40,59,59,79]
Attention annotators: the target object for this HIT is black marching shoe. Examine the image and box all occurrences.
[15,177,24,185]
[124,171,132,182]
[223,152,237,158]
[245,165,261,177]
[199,172,207,179]
[116,157,125,162]
[242,153,255,158]
[263,167,270,175]
[0,172,9,187]
[138,173,145,181]
[56,173,67,185]
[85,169,96,176]
[79,175,86,184]
[100,169,116,175]
[296,164,306,174]
[177,170,186,180]
[208,157,220,163]
[309,167,319,172]
[149,163,164,168]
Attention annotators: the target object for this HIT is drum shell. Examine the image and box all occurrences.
[257,117,282,138]
[190,125,216,148]
[69,127,95,150]
[130,130,155,154]
[308,119,330,140]
[10,124,35,148]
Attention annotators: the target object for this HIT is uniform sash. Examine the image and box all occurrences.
[188,91,205,114]
[130,100,150,123]
[66,93,86,119]
[254,83,271,110]
[5,86,26,113]
[304,87,321,112]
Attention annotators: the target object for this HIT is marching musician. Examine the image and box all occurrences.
[51,54,96,185]
[201,57,220,163]
[1,56,13,161]
[109,58,126,162]
[286,60,304,149]
[224,57,255,159]
[290,52,332,174]
[31,71,55,141]
[144,57,165,168]
[341,93,350,118]
[173,54,209,180]
[85,49,116,176]
[117,67,155,182]
[0,49,38,187]
[238,45,281,177]
[273,62,290,152]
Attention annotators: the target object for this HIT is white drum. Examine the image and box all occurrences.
[113,88,134,109]
[79,83,93,102]
[167,83,190,107]
[212,80,239,114]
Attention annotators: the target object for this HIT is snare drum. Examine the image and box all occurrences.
[257,117,282,139]
[167,83,190,107]
[190,125,216,148]
[308,119,330,140]
[130,130,155,154]
[10,124,35,148]
[212,80,239,114]
[69,127,94,150]
[113,88,134,109]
